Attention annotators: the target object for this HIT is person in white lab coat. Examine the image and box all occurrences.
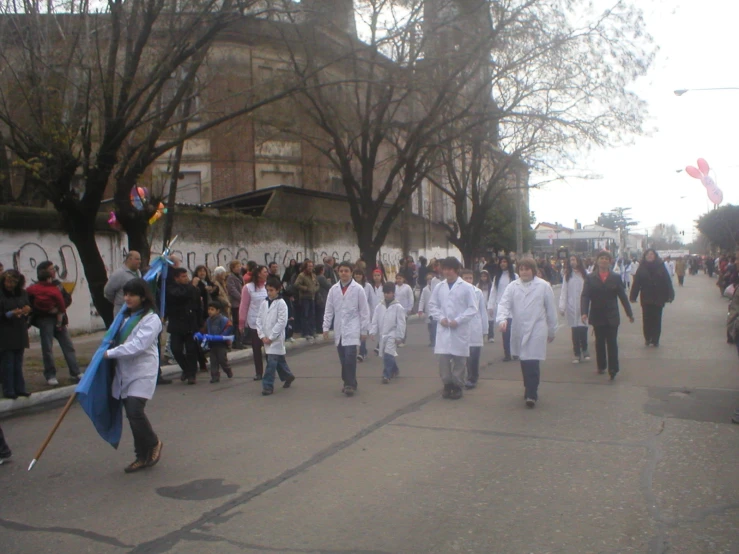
[417,273,437,347]
[559,255,590,364]
[476,270,495,343]
[368,269,385,355]
[323,262,371,396]
[354,268,373,362]
[256,277,295,395]
[394,273,414,347]
[428,257,479,400]
[496,258,558,408]
[104,278,163,473]
[488,256,518,361]
[370,282,407,384]
[462,269,488,389]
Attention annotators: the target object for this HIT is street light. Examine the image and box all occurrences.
[674,87,739,96]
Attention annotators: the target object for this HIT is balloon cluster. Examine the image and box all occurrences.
[107,185,168,230]
[685,158,723,205]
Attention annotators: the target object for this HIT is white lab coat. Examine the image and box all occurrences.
[430,276,442,292]
[395,282,414,314]
[428,277,479,357]
[496,277,558,361]
[478,284,494,322]
[323,279,371,346]
[107,312,163,400]
[417,285,433,322]
[256,297,288,355]
[487,272,517,317]
[370,299,406,357]
[469,286,487,347]
[559,272,588,328]
[364,282,379,316]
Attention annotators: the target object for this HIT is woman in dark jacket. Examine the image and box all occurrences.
[630,249,674,347]
[581,251,634,380]
[0,270,32,398]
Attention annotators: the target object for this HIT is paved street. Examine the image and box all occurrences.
[1,274,737,554]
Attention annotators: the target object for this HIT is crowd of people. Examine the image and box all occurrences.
[1,245,738,470]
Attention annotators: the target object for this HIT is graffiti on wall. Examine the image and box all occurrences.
[11,242,79,294]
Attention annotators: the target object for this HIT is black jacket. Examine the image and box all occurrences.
[166,282,202,334]
[581,271,633,327]
[0,289,30,350]
[630,262,674,307]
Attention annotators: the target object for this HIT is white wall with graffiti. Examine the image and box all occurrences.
[1,227,457,333]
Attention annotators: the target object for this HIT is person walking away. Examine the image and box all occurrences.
[226,261,246,349]
[166,268,201,384]
[462,269,488,389]
[428,257,478,400]
[488,256,518,362]
[559,255,590,364]
[212,267,231,317]
[27,267,82,385]
[629,249,674,347]
[257,277,296,395]
[496,258,557,408]
[417,273,437,347]
[394,273,414,347]
[0,270,32,399]
[476,270,495,343]
[323,262,371,396]
[103,278,163,473]
[675,257,687,287]
[353,268,373,362]
[204,300,234,383]
[240,265,269,380]
[295,260,319,343]
[581,251,634,380]
[370,282,406,384]
[104,251,142,317]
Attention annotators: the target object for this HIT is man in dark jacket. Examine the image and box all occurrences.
[166,268,202,384]
[630,249,674,347]
[581,251,634,380]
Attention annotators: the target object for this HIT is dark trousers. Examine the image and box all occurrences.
[0,424,10,458]
[571,327,589,356]
[337,341,358,388]
[642,304,664,345]
[677,275,685,286]
[593,325,620,375]
[301,298,316,338]
[38,316,80,379]
[382,353,399,379]
[122,397,158,461]
[488,320,495,339]
[170,332,198,379]
[247,327,264,377]
[196,343,208,371]
[428,322,437,346]
[231,307,244,347]
[1,349,27,396]
[467,346,482,383]
[209,343,231,378]
[520,360,541,400]
[503,318,513,357]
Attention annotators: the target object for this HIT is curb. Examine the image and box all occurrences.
[0,331,338,417]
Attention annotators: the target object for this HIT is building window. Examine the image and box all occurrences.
[161,171,202,204]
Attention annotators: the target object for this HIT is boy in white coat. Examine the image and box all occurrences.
[461,269,488,389]
[394,273,414,347]
[417,273,436,347]
[428,257,479,400]
[256,277,295,396]
[496,258,558,408]
[323,262,371,396]
[370,282,407,384]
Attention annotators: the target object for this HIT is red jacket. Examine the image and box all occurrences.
[27,281,66,315]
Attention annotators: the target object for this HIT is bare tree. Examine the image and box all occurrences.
[0,0,304,325]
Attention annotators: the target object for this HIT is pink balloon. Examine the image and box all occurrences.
[707,187,723,205]
[697,158,710,174]
[701,175,716,189]
[685,166,703,179]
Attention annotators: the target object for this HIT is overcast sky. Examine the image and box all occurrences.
[529,0,738,241]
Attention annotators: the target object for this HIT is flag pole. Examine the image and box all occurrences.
[28,392,77,471]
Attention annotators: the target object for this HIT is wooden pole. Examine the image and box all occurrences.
[28,392,77,471]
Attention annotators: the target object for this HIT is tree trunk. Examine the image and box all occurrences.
[0,130,13,204]
[125,215,152,267]
[67,222,114,328]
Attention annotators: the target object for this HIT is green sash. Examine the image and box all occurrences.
[117,309,152,344]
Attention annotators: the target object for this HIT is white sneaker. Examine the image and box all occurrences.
[47,377,60,386]
[572,358,581,364]
[525,398,536,408]
[488,338,495,343]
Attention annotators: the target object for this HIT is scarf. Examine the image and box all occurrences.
[116,309,151,344]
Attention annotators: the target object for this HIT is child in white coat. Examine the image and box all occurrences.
[559,255,590,364]
[394,273,414,347]
[256,277,295,396]
[370,282,407,384]
[462,269,488,389]
[417,273,436,347]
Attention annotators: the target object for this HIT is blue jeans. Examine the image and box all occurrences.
[382,353,399,379]
[1,349,26,396]
[337,342,358,387]
[359,340,368,358]
[38,316,80,379]
[428,322,437,346]
[263,354,294,390]
[520,360,540,400]
[301,298,315,338]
